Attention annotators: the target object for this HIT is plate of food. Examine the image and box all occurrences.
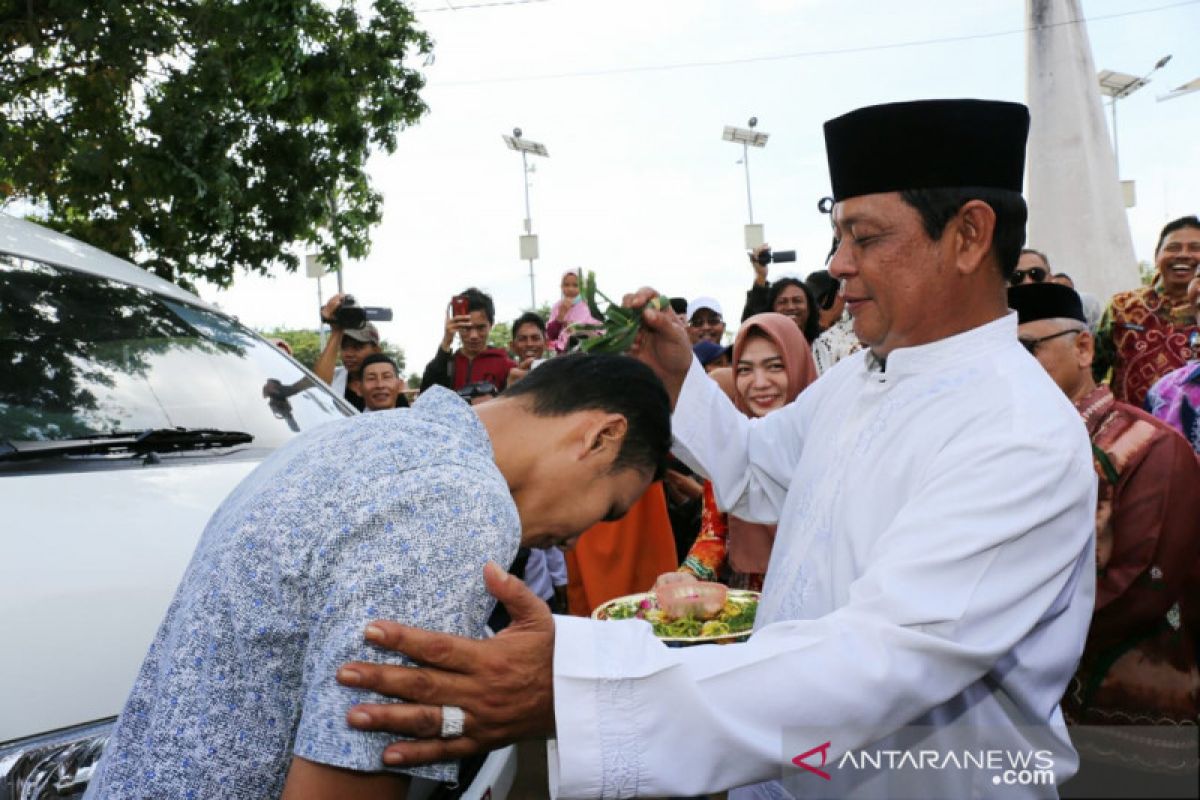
[591,583,760,646]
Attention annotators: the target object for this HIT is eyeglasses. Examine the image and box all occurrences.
[1018,327,1084,354]
[689,314,723,327]
[1010,267,1048,285]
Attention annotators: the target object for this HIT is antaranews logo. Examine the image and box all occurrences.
[791,741,832,781]
[788,739,1056,789]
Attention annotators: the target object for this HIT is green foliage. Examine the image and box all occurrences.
[260,327,322,369]
[578,271,669,354]
[0,0,431,290]
[1137,260,1157,287]
[488,320,511,350]
[260,326,404,372]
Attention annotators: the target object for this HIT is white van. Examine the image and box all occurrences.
[0,215,515,799]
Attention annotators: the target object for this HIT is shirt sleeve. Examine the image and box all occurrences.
[550,429,1096,798]
[671,357,815,525]
[420,348,454,392]
[292,464,519,781]
[546,546,569,588]
[679,482,728,581]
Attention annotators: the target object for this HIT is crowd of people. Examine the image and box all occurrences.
[86,97,1199,799]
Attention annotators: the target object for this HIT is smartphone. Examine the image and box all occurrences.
[451,295,469,317]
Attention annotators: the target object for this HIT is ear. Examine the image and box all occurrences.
[579,412,629,465]
[949,200,997,276]
[1076,329,1095,370]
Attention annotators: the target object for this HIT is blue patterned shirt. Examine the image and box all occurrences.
[86,388,520,798]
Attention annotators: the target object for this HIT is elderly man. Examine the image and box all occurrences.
[337,100,1096,798]
[1009,283,1200,792]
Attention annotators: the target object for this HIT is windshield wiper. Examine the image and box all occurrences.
[0,428,254,462]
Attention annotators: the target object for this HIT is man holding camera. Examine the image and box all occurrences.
[314,293,382,412]
[420,287,515,394]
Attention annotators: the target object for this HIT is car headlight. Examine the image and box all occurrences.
[0,719,113,800]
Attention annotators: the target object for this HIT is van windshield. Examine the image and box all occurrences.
[0,257,351,451]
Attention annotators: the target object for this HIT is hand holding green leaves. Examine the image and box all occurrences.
[578,271,670,354]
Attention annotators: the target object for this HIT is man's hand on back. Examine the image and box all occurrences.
[337,563,556,766]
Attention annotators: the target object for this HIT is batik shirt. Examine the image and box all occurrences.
[1093,286,1199,407]
[1145,360,1200,455]
[811,312,863,375]
[85,388,520,799]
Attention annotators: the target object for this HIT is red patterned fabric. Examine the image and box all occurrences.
[1094,286,1199,408]
[1063,386,1200,772]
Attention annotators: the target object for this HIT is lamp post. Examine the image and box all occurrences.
[723,117,769,249]
[1098,55,1171,178]
[502,128,549,309]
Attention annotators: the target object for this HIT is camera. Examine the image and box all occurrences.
[326,295,394,329]
[457,381,499,402]
[755,247,797,266]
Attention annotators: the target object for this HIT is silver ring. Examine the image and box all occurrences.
[440,705,465,739]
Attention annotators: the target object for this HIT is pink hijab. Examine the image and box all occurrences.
[716,312,817,575]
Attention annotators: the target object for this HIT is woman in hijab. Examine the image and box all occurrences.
[663,312,817,591]
[546,268,602,353]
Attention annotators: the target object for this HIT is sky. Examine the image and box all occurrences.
[196,0,1200,373]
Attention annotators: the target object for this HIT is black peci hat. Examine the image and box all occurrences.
[1007,283,1087,325]
[823,99,1030,202]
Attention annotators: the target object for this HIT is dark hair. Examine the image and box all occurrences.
[1155,215,1200,255]
[503,353,671,480]
[899,187,1028,279]
[357,353,399,380]
[767,278,822,343]
[668,297,689,315]
[1020,248,1051,268]
[804,270,840,311]
[511,311,547,337]
[459,287,496,324]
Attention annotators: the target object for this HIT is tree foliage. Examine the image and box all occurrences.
[261,326,404,373]
[0,0,430,290]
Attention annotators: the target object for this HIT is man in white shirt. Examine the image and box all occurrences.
[336,100,1096,799]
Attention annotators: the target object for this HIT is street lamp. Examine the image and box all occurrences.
[502,128,549,309]
[1158,76,1200,103]
[1097,54,1171,178]
[723,117,769,249]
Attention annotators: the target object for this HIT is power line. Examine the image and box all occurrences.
[413,0,551,12]
[432,0,1199,86]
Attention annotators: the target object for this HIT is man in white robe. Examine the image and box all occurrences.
[336,100,1097,799]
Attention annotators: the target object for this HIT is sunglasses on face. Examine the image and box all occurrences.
[1018,327,1084,354]
[1010,267,1048,285]
[689,315,723,327]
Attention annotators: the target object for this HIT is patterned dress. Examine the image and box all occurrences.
[811,312,864,375]
[1145,359,1200,454]
[1093,286,1199,408]
[678,481,765,592]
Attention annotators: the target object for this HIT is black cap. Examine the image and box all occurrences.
[823,99,1030,202]
[1007,283,1086,325]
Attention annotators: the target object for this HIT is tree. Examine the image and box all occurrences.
[261,327,404,373]
[0,1,430,290]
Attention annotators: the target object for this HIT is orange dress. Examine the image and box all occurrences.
[565,482,677,616]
